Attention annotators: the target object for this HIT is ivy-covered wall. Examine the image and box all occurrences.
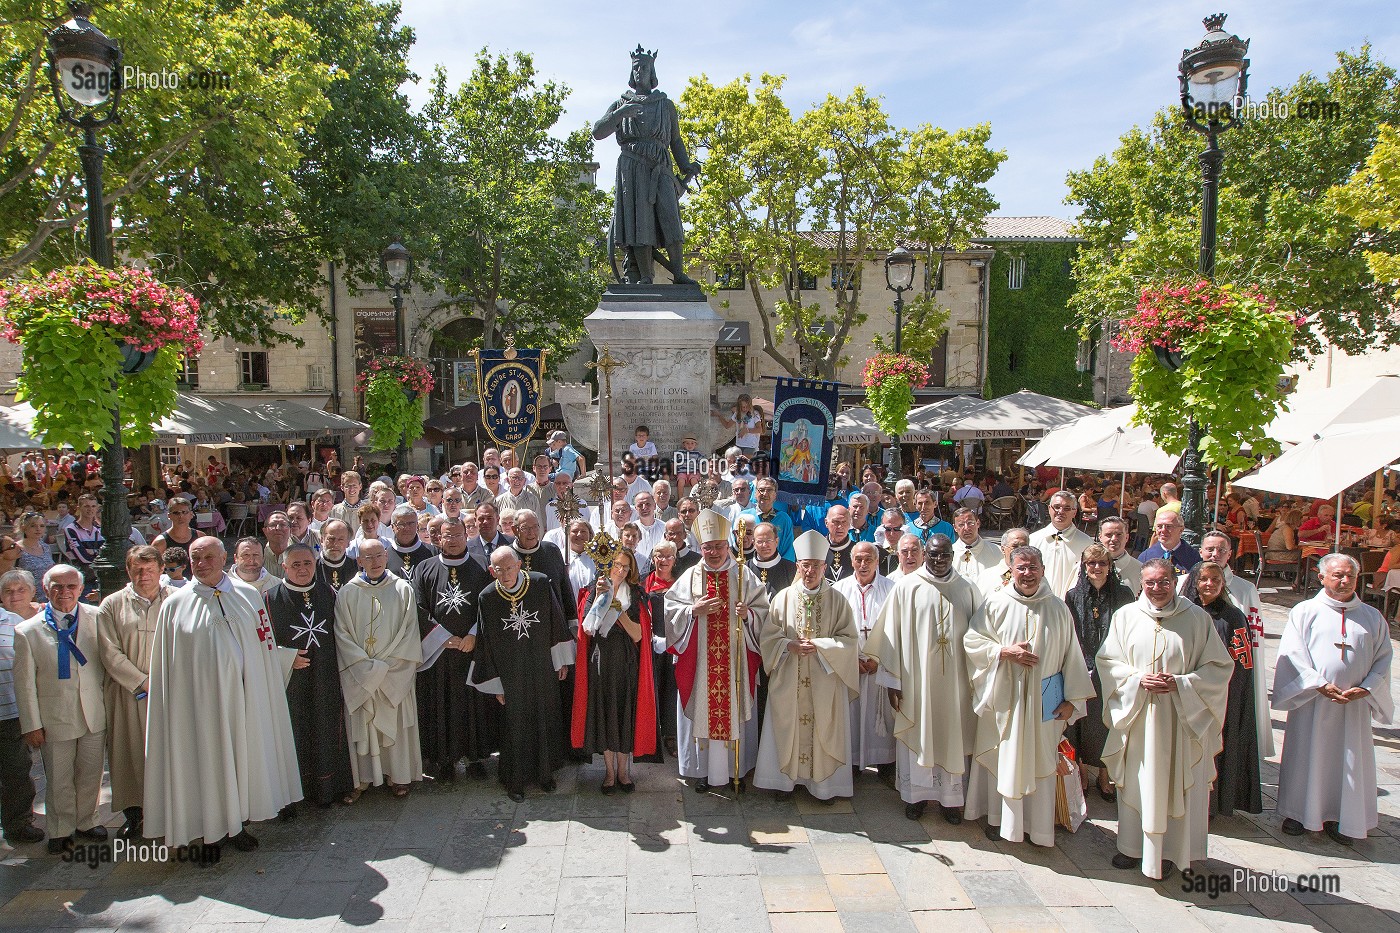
[985,241,1092,403]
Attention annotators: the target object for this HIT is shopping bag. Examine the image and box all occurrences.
[1054,738,1087,832]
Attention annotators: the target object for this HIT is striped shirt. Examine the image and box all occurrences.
[0,610,21,720]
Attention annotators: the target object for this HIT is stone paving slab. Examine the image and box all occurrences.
[0,596,1396,931]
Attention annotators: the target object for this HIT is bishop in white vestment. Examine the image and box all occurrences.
[1098,559,1232,880]
[1273,555,1393,843]
[335,540,424,794]
[664,509,769,790]
[755,531,860,800]
[963,546,1094,846]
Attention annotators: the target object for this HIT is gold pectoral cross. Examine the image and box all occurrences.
[365,594,382,654]
[935,628,951,676]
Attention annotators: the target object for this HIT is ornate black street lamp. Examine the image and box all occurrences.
[381,240,412,474]
[1172,13,1249,545]
[884,246,915,485]
[47,3,135,596]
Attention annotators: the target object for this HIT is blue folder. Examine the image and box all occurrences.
[1040,672,1064,721]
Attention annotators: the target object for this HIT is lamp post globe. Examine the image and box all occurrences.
[1174,13,1249,546]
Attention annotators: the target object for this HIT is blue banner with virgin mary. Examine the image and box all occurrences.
[474,347,544,453]
[771,377,839,507]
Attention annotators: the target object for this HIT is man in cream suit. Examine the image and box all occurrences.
[14,565,107,853]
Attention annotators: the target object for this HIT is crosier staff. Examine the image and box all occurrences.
[732,519,749,793]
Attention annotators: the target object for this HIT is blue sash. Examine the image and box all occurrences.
[44,605,87,680]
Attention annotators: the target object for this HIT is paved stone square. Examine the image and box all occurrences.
[0,593,1396,933]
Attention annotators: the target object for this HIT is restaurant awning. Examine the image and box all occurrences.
[902,395,989,443]
[833,407,888,445]
[5,394,362,447]
[940,389,1096,440]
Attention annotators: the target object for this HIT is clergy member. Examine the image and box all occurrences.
[267,544,354,809]
[886,533,924,581]
[316,519,355,592]
[468,547,575,802]
[975,528,1030,598]
[868,537,977,823]
[922,535,982,631]
[387,505,437,579]
[14,565,106,854]
[414,517,496,782]
[832,542,896,781]
[951,509,1001,584]
[335,539,423,799]
[755,530,859,801]
[1273,553,1394,844]
[1028,493,1092,598]
[1098,558,1231,880]
[963,546,1095,846]
[822,505,857,583]
[1097,516,1142,596]
[144,536,303,852]
[1195,531,1273,759]
[95,546,170,840]
[664,508,770,792]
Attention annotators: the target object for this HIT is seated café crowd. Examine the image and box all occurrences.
[0,433,1388,886]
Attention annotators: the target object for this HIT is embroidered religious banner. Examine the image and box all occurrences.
[472,345,545,454]
[771,377,839,507]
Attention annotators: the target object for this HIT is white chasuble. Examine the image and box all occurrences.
[1097,596,1231,878]
[335,573,423,787]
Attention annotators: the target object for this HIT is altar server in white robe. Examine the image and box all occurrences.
[755,531,860,801]
[1028,493,1092,598]
[144,537,304,851]
[868,538,978,823]
[832,542,896,776]
[1193,531,1274,758]
[664,509,770,791]
[1274,553,1393,844]
[964,545,1095,846]
[1099,558,1232,880]
[951,509,1002,584]
[335,539,423,797]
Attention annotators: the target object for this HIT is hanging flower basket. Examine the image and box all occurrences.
[355,355,435,451]
[861,352,930,440]
[0,263,204,450]
[1112,279,1304,470]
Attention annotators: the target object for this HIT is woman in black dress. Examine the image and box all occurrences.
[1064,543,1135,800]
[570,547,656,793]
[1183,561,1262,817]
[636,541,680,764]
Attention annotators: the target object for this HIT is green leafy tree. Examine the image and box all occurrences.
[1332,122,1400,300]
[1066,47,1400,356]
[405,51,608,364]
[680,74,1003,380]
[2,0,422,346]
[0,1,332,343]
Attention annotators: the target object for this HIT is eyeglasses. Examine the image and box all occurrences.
[1082,560,1110,568]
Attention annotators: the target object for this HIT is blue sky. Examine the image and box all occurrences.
[398,0,1398,220]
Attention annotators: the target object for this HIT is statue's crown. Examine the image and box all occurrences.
[631,44,657,64]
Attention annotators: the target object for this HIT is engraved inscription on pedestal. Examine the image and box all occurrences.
[584,288,724,469]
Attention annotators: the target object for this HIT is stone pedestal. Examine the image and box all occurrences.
[584,284,723,470]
